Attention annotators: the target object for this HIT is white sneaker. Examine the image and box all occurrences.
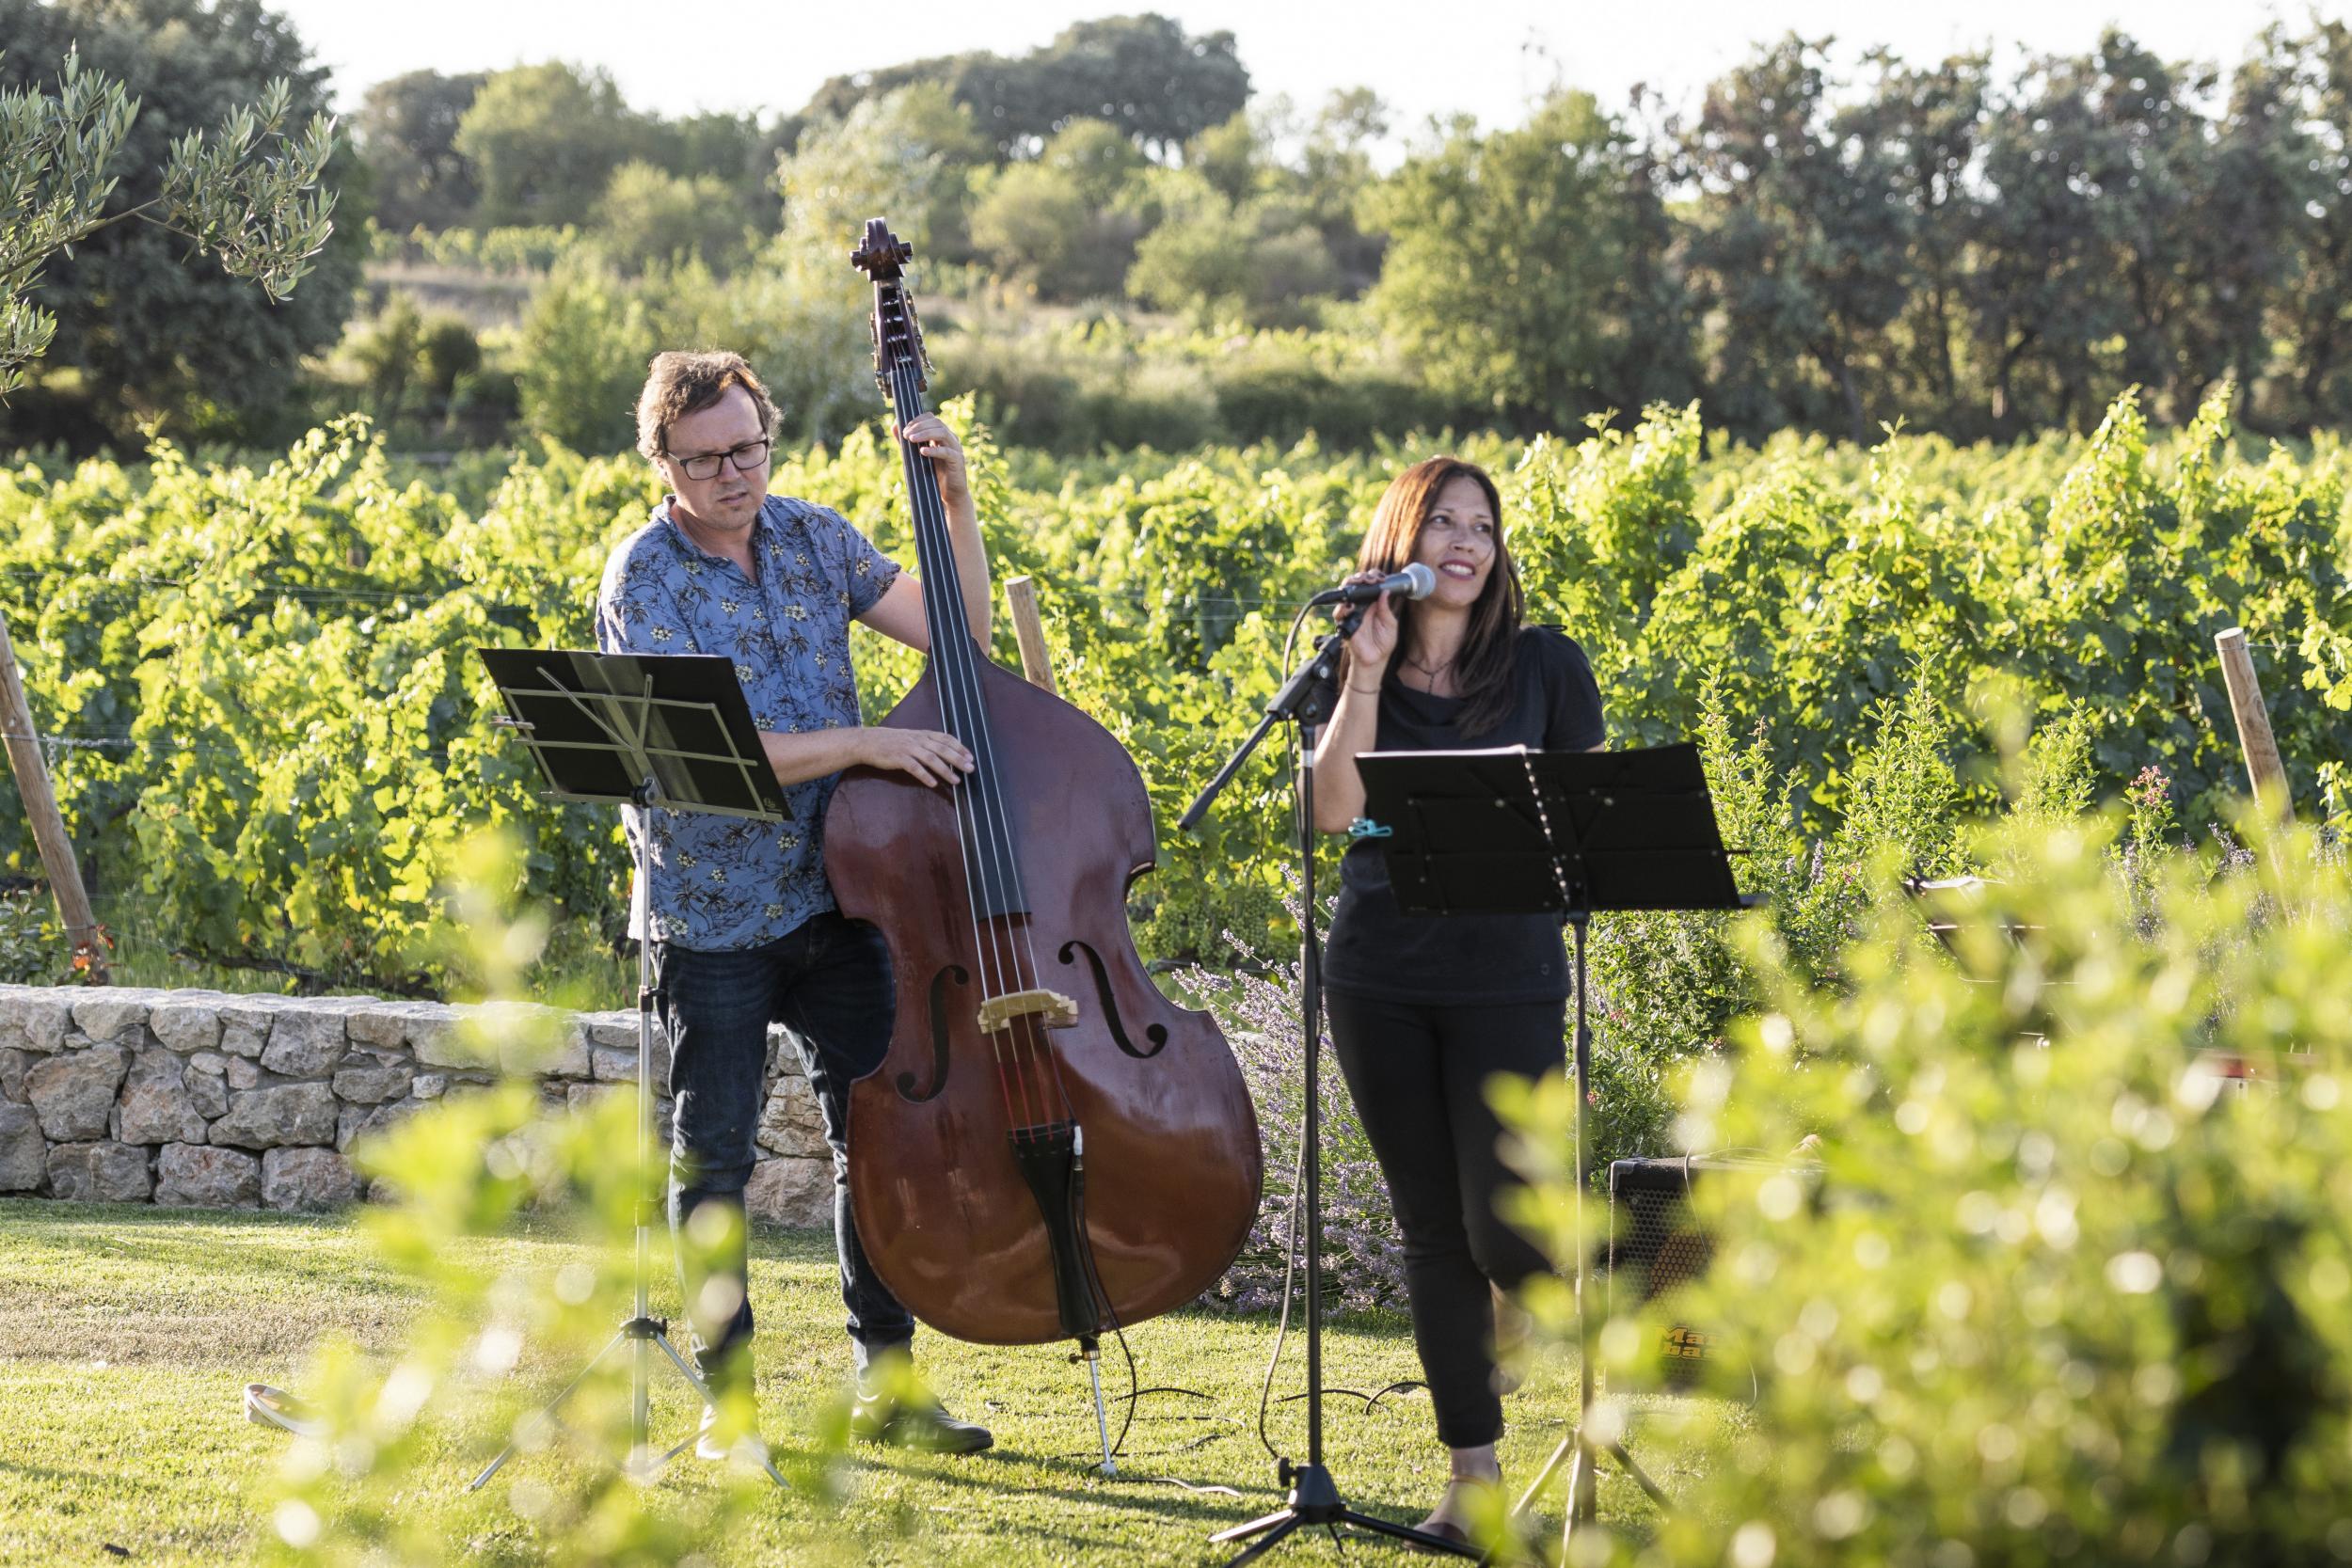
[245,1383,328,1440]
[693,1402,771,1465]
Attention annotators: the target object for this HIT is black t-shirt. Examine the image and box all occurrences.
[1322,626,1607,1006]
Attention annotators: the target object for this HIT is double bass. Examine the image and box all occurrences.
[825,219,1263,1356]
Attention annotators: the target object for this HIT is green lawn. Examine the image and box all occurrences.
[0,1201,1698,1564]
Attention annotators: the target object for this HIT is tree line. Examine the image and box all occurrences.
[6,2,2352,451]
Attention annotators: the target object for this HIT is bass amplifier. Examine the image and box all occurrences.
[1607,1155,1772,1389]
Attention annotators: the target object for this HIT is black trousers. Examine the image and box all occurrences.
[1325,989,1566,1449]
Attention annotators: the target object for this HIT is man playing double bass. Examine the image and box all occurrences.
[595,349,994,1460]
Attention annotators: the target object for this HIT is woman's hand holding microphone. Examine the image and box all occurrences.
[1336,570,1401,692]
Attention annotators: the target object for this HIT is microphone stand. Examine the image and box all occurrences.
[1180,604,1479,1564]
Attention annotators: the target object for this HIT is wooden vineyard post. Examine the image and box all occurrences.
[0,608,108,980]
[1004,575,1057,694]
[2215,626,2294,822]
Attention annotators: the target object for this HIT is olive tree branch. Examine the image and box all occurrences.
[1,50,340,397]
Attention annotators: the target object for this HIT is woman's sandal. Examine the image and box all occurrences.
[1412,1472,1502,1554]
[1406,1515,1472,1553]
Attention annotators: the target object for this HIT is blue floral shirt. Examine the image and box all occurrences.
[595,494,900,950]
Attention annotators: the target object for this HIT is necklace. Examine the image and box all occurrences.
[1401,647,1459,695]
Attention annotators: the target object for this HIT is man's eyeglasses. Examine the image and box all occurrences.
[666,437,771,481]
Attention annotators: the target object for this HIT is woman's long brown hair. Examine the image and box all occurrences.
[1347,455,1523,737]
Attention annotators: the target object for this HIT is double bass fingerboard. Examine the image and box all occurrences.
[871,274,1027,923]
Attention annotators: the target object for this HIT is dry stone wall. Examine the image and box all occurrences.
[0,987,834,1227]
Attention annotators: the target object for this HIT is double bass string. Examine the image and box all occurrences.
[888,362,1068,1127]
[886,362,1030,1130]
[888,360,1078,1129]
[890,362,1079,1132]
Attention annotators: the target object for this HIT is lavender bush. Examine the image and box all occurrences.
[1178,940,1409,1314]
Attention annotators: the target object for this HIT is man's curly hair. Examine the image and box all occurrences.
[634,350,778,463]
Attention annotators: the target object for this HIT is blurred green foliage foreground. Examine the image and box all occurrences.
[7,808,2344,1565]
[1502,813,2352,1567]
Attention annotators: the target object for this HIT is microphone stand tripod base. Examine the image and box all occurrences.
[462,1309,790,1495]
[1513,1429,1674,1535]
[469,665,816,1502]
[1508,917,1674,1541]
[1209,1464,1478,1564]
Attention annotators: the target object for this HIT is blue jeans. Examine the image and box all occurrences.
[654,909,914,1386]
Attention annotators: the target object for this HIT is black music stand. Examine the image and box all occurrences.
[468,647,791,1491]
[1355,741,1753,1548]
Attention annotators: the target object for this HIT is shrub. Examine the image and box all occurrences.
[591,160,748,275]
[1194,330,1455,450]
[772,84,986,264]
[1500,817,2352,1566]
[641,257,874,449]
[415,314,482,407]
[967,161,1144,301]
[264,835,848,1563]
[934,320,1453,452]
[0,887,65,985]
[513,261,656,452]
[346,300,483,435]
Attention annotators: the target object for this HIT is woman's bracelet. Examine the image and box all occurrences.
[1345,681,1383,695]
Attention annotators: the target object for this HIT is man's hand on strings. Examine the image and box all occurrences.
[884,412,990,647]
[859,726,976,789]
[895,414,971,512]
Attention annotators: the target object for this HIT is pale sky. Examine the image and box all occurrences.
[276,0,2345,140]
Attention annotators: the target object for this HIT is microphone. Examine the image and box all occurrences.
[1308,562,1437,607]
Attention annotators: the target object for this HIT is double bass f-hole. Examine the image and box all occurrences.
[1058,941,1168,1059]
[898,964,970,1103]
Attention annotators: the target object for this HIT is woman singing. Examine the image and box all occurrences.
[1311,455,1605,1544]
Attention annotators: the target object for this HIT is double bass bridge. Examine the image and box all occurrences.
[977,988,1081,1036]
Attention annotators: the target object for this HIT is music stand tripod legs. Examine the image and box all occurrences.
[464,776,787,1494]
[1509,913,1669,1540]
